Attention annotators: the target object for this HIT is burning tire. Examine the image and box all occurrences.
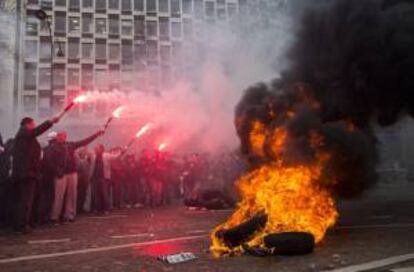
[215,213,268,248]
[264,232,315,255]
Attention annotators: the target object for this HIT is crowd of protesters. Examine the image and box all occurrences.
[0,116,244,234]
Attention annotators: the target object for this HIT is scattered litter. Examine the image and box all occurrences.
[158,252,197,264]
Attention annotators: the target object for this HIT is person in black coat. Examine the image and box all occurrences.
[12,116,59,233]
[33,133,59,225]
[0,137,13,226]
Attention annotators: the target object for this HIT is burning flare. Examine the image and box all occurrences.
[73,94,88,103]
[158,142,167,151]
[112,106,125,118]
[211,122,338,257]
[136,123,153,139]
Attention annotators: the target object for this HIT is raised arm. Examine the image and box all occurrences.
[32,120,54,137]
[71,130,104,149]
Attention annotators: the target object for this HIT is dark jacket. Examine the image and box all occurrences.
[0,139,13,181]
[12,121,53,180]
[54,132,101,176]
[41,140,59,179]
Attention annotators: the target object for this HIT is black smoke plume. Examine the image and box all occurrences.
[235,0,414,197]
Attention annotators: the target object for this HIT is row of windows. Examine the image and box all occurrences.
[26,13,196,38]
[28,0,237,18]
[24,39,185,65]
[23,41,186,90]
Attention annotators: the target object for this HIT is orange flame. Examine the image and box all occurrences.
[211,124,338,257]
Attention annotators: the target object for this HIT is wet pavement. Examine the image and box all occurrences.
[0,199,413,272]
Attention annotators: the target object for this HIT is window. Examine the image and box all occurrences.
[218,8,226,19]
[121,20,133,35]
[82,0,92,8]
[55,41,66,57]
[40,0,52,9]
[68,68,80,86]
[122,40,133,65]
[23,96,36,112]
[183,0,192,14]
[96,0,106,12]
[146,20,157,37]
[69,16,80,33]
[55,12,66,33]
[82,43,93,58]
[39,96,51,111]
[69,0,80,9]
[39,37,51,62]
[53,64,65,89]
[28,0,38,4]
[38,68,51,90]
[134,0,143,11]
[122,0,132,11]
[194,0,203,16]
[109,15,119,34]
[26,18,38,36]
[96,40,107,60]
[228,3,237,18]
[159,0,168,13]
[68,38,80,59]
[95,69,107,90]
[81,64,93,89]
[25,40,37,59]
[108,0,118,9]
[82,13,93,33]
[171,22,181,38]
[108,65,120,88]
[172,42,181,63]
[161,65,172,86]
[171,0,180,14]
[56,0,66,7]
[24,63,37,90]
[134,16,144,36]
[134,43,145,62]
[109,44,120,60]
[205,2,215,17]
[40,19,49,32]
[95,18,107,34]
[159,18,169,38]
[160,45,170,62]
[146,0,156,13]
[146,40,158,61]
[183,19,192,37]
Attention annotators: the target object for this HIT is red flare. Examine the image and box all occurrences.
[135,123,153,139]
[158,143,167,151]
[112,106,125,118]
[73,94,88,103]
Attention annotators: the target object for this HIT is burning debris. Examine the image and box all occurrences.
[211,0,414,257]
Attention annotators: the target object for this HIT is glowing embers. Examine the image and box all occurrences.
[210,160,337,257]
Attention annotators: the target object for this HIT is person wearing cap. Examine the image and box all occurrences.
[50,129,104,223]
[12,116,60,233]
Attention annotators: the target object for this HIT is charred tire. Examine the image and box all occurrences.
[264,232,315,255]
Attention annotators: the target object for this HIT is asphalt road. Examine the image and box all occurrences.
[0,199,413,272]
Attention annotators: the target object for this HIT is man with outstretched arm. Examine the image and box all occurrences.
[50,129,105,224]
[12,116,60,233]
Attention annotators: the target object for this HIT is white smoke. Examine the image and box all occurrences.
[4,1,299,153]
